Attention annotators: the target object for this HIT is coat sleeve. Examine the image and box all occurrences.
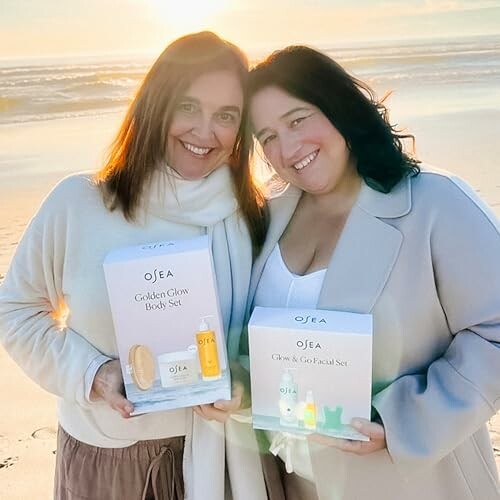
[372,176,500,477]
[0,194,106,407]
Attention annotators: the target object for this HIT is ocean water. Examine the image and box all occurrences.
[126,370,231,416]
[0,56,149,124]
[1,35,499,125]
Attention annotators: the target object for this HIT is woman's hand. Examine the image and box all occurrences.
[193,381,244,423]
[90,359,134,418]
[308,418,386,455]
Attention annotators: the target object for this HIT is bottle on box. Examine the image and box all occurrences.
[303,390,317,430]
[279,368,298,427]
[196,316,221,381]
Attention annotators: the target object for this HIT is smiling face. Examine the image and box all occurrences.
[251,85,359,196]
[167,69,244,179]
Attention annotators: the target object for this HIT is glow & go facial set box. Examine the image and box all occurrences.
[248,307,372,441]
[103,235,230,415]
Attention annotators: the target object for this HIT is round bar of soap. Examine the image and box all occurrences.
[128,344,155,390]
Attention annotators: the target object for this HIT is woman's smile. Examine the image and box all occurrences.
[180,140,215,158]
[291,149,319,171]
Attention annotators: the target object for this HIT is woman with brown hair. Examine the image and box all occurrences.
[0,32,267,499]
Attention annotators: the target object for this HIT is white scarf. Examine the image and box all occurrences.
[142,164,247,360]
[145,164,239,227]
[143,165,255,500]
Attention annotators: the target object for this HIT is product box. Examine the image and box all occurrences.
[248,307,372,441]
[103,235,230,415]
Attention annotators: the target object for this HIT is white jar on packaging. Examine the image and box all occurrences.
[158,347,199,387]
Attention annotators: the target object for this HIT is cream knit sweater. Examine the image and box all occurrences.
[0,165,259,499]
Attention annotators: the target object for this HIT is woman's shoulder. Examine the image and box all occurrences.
[413,164,467,187]
[412,165,482,204]
[34,171,103,221]
[44,171,99,202]
[411,165,499,230]
[50,171,98,195]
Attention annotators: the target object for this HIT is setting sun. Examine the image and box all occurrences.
[149,0,229,32]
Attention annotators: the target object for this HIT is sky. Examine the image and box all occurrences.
[1,0,500,59]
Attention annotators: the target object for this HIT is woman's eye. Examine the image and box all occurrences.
[262,134,276,146]
[290,116,307,127]
[179,102,196,113]
[217,112,236,123]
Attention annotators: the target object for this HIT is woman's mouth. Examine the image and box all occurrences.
[181,140,214,157]
[292,150,318,171]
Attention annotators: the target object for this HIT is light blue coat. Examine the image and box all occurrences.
[247,169,500,500]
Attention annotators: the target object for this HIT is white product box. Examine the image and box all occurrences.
[103,235,230,415]
[248,307,372,441]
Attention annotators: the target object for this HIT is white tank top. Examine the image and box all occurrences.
[254,244,327,481]
[254,244,326,309]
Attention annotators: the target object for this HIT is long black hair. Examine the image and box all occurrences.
[248,45,420,193]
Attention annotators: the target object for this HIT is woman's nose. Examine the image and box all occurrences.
[192,115,214,141]
[280,133,301,163]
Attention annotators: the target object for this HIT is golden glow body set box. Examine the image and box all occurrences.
[103,235,230,415]
[248,307,373,440]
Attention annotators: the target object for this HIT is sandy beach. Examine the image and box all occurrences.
[0,113,123,498]
[1,100,500,497]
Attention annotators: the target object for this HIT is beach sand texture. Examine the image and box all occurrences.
[1,37,500,498]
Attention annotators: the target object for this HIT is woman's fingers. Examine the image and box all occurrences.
[194,382,246,422]
[351,418,385,440]
[91,360,134,418]
[308,433,375,454]
[308,418,386,455]
[109,392,134,419]
[308,434,350,448]
[213,382,243,412]
[194,404,229,422]
[193,406,204,418]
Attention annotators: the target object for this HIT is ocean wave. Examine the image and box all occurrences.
[0,107,124,125]
[0,70,145,87]
[322,36,500,61]
[0,95,129,124]
[358,67,500,85]
[1,36,498,124]
[0,61,149,76]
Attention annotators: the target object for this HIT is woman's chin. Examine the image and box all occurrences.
[168,163,223,181]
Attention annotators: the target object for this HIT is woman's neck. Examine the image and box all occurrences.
[302,168,362,218]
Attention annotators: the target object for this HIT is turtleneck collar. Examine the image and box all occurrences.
[142,164,239,227]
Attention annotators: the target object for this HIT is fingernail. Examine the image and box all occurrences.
[351,418,363,430]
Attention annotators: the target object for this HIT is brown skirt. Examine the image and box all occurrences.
[261,452,319,500]
[54,426,184,500]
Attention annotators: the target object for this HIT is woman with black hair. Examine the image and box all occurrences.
[245,46,500,500]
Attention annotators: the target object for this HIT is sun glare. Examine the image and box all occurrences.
[150,0,229,32]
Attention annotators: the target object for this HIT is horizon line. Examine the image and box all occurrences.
[1,31,499,65]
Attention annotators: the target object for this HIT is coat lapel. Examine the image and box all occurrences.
[317,204,403,313]
[249,177,411,316]
[319,178,411,313]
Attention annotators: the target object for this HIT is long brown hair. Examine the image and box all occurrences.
[96,31,267,250]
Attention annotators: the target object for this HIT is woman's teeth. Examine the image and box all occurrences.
[182,141,212,156]
[293,150,318,170]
